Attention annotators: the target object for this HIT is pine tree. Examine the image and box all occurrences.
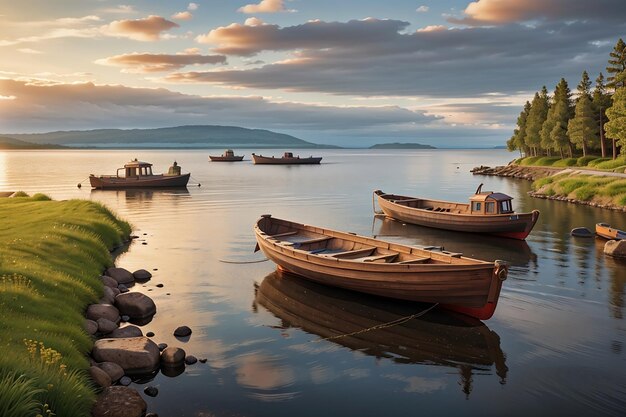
[541,79,572,156]
[525,87,549,156]
[577,71,591,97]
[593,73,613,157]
[550,100,573,157]
[508,101,531,155]
[607,38,626,91]
[605,71,626,156]
[568,94,597,156]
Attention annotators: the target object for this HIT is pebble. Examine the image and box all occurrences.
[174,326,192,337]
[119,376,132,386]
[142,242,148,245]
[121,315,130,322]
[199,358,207,363]
[146,332,155,337]
[185,355,198,365]
[156,284,164,288]
[157,343,168,351]
[144,386,159,397]
[118,284,129,293]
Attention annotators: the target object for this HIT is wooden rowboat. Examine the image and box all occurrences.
[209,149,244,162]
[89,159,190,189]
[251,152,322,165]
[596,223,626,240]
[254,215,508,320]
[374,185,539,240]
[255,271,508,390]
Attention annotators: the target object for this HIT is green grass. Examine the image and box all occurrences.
[576,155,599,166]
[587,157,611,167]
[552,158,578,167]
[534,156,560,166]
[532,175,626,208]
[594,157,626,170]
[0,193,130,417]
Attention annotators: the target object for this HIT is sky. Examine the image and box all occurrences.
[0,0,625,147]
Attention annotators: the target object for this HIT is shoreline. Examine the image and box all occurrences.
[472,164,626,212]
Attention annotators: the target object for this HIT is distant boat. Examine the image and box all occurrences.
[209,149,244,162]
[374,184,540,240]
[251,152,322,165]
[89,159,190,189]
[255,271,508,388]
[254,215,508,320]
[596,223,626,240]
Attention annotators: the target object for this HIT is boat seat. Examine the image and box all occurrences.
[396,257,430,264]
[441,251,463,258]
[269,231,299,238]
[282,236,333,247]
[354,253,399,263]
[323,247,375,258]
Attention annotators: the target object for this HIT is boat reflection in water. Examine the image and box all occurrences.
[255,271,508,397]
[373,216,537,268]
[91,187,190,204]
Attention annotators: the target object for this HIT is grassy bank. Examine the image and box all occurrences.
[516,155,626,171]
[0,193,130,417]
[532,173,626,208]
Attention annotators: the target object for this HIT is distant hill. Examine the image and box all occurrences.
[493,145,507,149]
[5,125,336,149]
[0,136,65,149]
[369,142,436,149]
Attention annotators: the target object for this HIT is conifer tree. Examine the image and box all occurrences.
[508,101,531,155]
[541,79,572,156]
[607,38,626,91]
[550,100,573,157]
[605,71,626,156]
[525,87,549,156]
[568,94,597,156]
[593,73,613,157]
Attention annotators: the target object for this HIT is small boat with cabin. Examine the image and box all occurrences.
[374,184,539,240]
[595,223,626,240]
[209,149,244,162]
[251,152,322,165]
[89,159,190,189]
[254,215,508,320]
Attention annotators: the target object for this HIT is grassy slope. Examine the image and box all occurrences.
[0,194,131,417]
[532,173,626,206]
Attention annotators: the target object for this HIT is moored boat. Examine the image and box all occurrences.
[596,223,626,240]
[89,159,190,189]
[251,152,322,165]
[209,149,244,162]
[254,215,508,320]
[374,185,539,240]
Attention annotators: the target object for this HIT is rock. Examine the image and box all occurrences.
[92,337,160,375]
[157,343,168,351]
[173,326,192,337]
[84,319,98,335]
[118,284,129,293]
[105,267,134,284]
[119,376,132,386]
[142,242,148,245]
[111,287,121,296]
[144,386,159,397]
[89,365,112,388]
[121,315,130,322]
[86,304,120,323]
[101,275,118,288]
[185,355,197,365]
[133,269,152,281]
[604,240,626,258]
[109,325,143,339]
[115,292,156,319]
[161,363,185,378]
[199,358,207,364]
[97,318,118,334]
[161,347,186,365]
[102,286,117,304]
[571,227,593,238]
[92,386,146,417]
[146,332,154,338]
[156,283,164,288]
[97,361,124,383]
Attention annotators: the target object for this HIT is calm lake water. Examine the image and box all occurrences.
[2,149,625,416]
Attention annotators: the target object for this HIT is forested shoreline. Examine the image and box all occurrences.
[507,38,626,159]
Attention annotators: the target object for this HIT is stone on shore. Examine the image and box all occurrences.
[174,326,192,337]
[185,355,198,365]
[109,325,143,338]
[93,337,160,374]
[161,346,186,365]
[84,319,98,335]
[133,269,152,281]
[144,386,159,397]
[86,304,120,323]
[97,318,118,334]
[115,292,156,319]
[92,386,146,417]
[101,286,117,304]
[97,361,124,383]
[571,227,593,238]
[101,275,119,288]
[89,365,112,388]
[106,267,134,284]
[604,240,626,258]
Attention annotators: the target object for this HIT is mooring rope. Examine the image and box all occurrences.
[219,258,269,264]
[76,177,90,188]
[313,302,439,342]
[189,175,202,187]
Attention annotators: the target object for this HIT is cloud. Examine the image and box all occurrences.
[0,15,103,46]
[188,3,199,11]
[102,15,179,41]
[97,51,227,73]
[172,11,193,21]
[17,48,43,54]
[181,18,625,98]
[416,6,429,13]
[238,0,293,14]
[448,0,626,25]
[100,5,136,14]
[0,79,437,138]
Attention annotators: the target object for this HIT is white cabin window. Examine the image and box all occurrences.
[500,200,512,213]
[472,202,482,212]
[486,202,495,213]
